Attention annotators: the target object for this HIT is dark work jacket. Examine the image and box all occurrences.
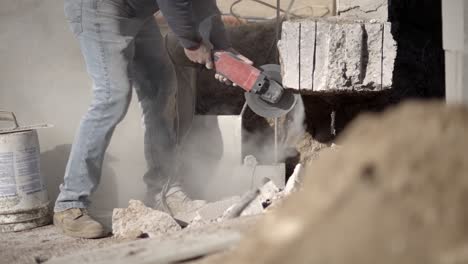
[126,0,230,49]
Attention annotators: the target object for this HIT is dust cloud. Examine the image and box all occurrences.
[178,95,305,201]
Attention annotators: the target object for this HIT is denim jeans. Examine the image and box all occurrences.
[55,0,178,211]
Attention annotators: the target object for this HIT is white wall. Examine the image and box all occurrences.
[0,1,147,216]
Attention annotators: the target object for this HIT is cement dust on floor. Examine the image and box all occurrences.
[0,224,122,264]
[0,216,259,264]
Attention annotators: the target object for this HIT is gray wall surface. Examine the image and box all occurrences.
[0,1,148,215]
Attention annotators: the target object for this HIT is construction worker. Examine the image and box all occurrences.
[53,0,249,238]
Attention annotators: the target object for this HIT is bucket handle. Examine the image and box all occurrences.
[0,111,20,129]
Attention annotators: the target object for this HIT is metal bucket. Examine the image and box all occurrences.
[0,111,51,232]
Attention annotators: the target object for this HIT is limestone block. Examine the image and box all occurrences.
[337,0,388,21]
[278,21,300,89]
[382,23,397,89]
[112,200,181,238]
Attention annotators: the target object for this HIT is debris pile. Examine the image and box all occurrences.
[188,165,303,228]
[112,200,181,239]
[111,164,304,237]
[216,101,468,264]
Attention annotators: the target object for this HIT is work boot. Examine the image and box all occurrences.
[53,208,107,239]
[154,187,206,216]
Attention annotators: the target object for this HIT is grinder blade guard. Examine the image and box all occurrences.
[245,64,300,119]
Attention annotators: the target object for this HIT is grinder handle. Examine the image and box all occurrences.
[213,51,262,93]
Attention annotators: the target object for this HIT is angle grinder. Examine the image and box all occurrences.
[164,17,299,119]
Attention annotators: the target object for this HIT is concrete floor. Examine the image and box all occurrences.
[0,217,258,264]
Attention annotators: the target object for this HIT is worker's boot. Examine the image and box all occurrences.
[154,187,206,217]
[53,208,107,239]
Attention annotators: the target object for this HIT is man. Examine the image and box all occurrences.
[54,0,248,238]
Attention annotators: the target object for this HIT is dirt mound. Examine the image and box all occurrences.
[218,101,468,264]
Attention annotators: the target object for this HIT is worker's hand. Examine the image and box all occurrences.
[214,48,253,86]
[184,43,214,70]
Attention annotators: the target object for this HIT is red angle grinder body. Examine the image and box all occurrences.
[213,51,299,118]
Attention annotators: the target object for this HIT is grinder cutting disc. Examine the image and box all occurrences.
[245,64,299,118]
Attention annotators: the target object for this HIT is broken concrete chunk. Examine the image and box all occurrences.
[299,21,316,91]
[337,0,389,21]
[241,180,281,216]
[278,21,300,89]
[259,180,280,200]
[112,200,181,239]
[382,22,397,89]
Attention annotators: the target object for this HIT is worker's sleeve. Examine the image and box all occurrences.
[156,0,201,49]
[192,0,231,50]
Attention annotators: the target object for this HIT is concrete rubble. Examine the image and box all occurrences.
[278,19,396,93]
[111,164,302,233]
[188,170,304,228]
[112,200,181,238]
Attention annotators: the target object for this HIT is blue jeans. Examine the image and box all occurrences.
[55,0,178,212]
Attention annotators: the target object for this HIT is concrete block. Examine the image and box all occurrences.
[362,23,383,90]
[382,23,397,89]
[278,21,300,89]
[112,200,181,238]
[299,21,316,91]
[337,0,388,21]
[279,19,396,93]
